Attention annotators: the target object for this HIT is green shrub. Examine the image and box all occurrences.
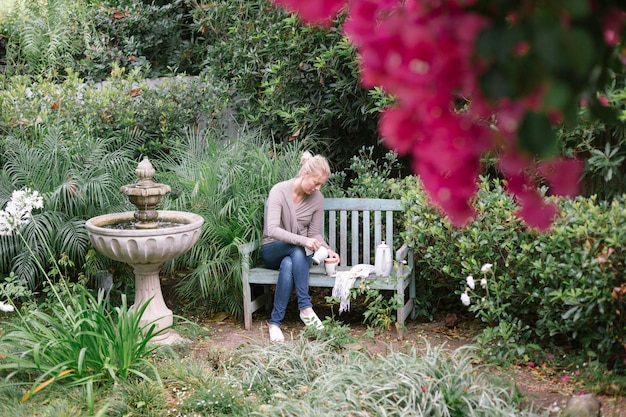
[557,75,626,200]
[0,68,227,159]
[190,0,383,168]
[81,0,202,81]
[398,176,626,362]
[2,0,89,79]
[2,0,201,81]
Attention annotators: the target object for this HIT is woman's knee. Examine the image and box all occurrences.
[277,257,293,281]
[290,247,309,265]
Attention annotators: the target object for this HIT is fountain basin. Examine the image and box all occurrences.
[85,210,203,264]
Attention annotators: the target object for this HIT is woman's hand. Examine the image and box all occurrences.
[327,250,340,263]
[306,238,321,251]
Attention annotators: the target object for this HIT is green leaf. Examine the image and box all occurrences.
[543,79,572,110]
[562,0,590,19]
[518,111,558,157]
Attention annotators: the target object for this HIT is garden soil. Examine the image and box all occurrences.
[184,305,626,417]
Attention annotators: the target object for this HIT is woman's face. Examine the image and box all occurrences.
[301,172,327,194]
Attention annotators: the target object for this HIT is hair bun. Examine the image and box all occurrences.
[300,151,313,166]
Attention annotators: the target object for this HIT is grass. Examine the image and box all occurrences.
[0,326,546,416]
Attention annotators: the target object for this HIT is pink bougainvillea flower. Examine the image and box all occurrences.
[602,7,626,46]
[272,0,348,26]
[537,158,583,197]
[513,40,530,56]
[379,106,422,156]
[273,0,588,230]
[515,191,559,231]
[598,95,610,107]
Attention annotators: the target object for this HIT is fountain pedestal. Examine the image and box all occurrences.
[133,263,173,330]
[85,158,203,344]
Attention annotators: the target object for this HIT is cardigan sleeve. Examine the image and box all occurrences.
[264,182,309,247]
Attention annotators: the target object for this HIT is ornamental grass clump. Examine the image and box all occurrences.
[223,337,542,417]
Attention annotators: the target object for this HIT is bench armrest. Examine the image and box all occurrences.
[239,240,261,256]
[395,242,411,263]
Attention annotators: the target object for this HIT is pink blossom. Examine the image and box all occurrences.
[602,7,626,46]
[537,158,583,197]
[272,0,592,230]
[516,191,559,231]
[598,95,610,107]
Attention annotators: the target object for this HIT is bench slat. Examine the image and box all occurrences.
[386,210,393,247]
[324,198,402,211]
[351,210,359,265]
[340,210,348,265]
[248,266,412,291]
[363,210,370,265]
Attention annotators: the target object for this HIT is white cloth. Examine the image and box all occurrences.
[332,264,375,314]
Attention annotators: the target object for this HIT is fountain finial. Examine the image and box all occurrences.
[120,157,171,228]
[136,157,156,186]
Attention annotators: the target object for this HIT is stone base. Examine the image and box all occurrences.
[151,330,190,345]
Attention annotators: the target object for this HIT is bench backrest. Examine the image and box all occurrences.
[322,198,404,267]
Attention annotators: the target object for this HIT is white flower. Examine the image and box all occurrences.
[481,263,493,273]
[0,188,43,236]
[480,278,487,288]
[0,301,14,312]
[460,291,471,306]
[466,275,475,290]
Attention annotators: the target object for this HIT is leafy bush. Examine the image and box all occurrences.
[557,75,626,200]
[2,0,89,79]
[2,0,201,81]
[398,175,626,362]
[190,0,383,168]
[81,0,202,81]
[0,68,227,158]
[327,145,405,199]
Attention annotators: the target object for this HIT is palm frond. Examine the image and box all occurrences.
[159,127,306,317]
[10,248,42,289]
[55,218,89,262]
[0,235,21,275]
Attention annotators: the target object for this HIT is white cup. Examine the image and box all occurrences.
[325,258,338,276]
[312,246,329,265]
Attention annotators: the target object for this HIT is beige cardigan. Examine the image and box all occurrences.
[261,178,328,255]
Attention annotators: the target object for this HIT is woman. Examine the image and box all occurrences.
[260,151,339,342]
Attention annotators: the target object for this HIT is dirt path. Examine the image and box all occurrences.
[189,312,626,417]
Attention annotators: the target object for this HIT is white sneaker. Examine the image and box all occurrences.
[300,311,324,330]
[268,324,284,342]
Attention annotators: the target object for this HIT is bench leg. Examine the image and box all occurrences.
[264,285,272,311]
[243,283,253,331]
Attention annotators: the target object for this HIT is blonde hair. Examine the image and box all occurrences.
[299,151,331,179]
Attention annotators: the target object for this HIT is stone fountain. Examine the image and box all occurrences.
[85,157,204,344]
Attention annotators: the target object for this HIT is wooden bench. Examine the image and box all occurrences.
[239,198,416,338]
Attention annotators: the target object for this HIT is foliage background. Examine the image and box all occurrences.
[0,0,625,367]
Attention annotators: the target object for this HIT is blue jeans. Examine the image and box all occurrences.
[260,241,313,327]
